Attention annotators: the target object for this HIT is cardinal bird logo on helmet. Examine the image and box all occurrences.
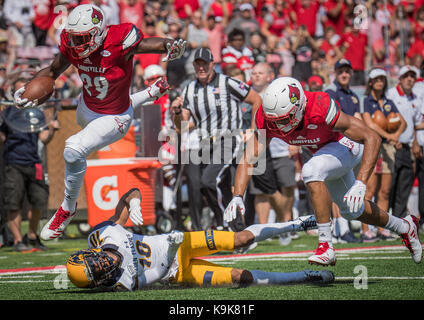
[92,8,103,24]
[288,84,300,105]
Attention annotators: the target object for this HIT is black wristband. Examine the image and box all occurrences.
[174,109,182,115]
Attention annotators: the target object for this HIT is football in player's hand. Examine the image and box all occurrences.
[21,76,55,105]
[371,110,387,131]
[386,112,401,133]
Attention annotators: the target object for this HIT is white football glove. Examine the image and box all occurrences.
[343,180,366,214]
[162,39,187,62]
[129,198,143,226]
[147,77,170,100]
[13,87,36,109]
[224,196,245,223]
[167,230,185,245]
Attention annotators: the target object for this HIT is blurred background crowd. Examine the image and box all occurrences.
[0,0,423,251]
[0,0,422,96]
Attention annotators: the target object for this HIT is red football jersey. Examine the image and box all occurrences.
[59,23,143,114]
[255,91,343,153]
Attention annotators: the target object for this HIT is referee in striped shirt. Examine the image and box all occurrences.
[172,48,262,231]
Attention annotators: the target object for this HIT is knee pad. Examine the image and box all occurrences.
[302,159,326,183]
[63,146,86,172]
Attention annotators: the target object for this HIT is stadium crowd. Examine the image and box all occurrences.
[0,0,423,251]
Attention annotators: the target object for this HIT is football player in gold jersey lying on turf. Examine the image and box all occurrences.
[66,188,334,291]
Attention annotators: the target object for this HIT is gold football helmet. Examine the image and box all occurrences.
[66,248,120,288]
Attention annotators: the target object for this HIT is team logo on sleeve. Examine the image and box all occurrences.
[92,8,103,25]
[288,84,300,105]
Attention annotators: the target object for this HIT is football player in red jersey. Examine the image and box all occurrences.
[13,4,187,241]
[224,77,422,266]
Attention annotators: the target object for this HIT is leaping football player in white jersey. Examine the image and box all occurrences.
[66,188,334,291]
[13,4,187,241]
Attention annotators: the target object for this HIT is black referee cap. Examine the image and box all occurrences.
[194,48,214,62]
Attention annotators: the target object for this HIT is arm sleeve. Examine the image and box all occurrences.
[324,97,341,127]
[122,24,144,54]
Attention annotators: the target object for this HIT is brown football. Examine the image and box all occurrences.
[21,76,55,105]
[387,112,401,133]
[371,110,387,131]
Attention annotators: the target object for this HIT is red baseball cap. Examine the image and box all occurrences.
[308,75,323,87]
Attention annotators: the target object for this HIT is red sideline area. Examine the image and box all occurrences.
[0,244,410,275]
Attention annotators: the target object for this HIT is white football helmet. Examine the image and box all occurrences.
[63,4,107,58]
[144,64,165,81]
[262,77,306,135]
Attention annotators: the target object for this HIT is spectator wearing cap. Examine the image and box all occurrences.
[387,66,424,218]
[324,58,362,244]
[171,47,262,232]
[362,68,406,242]
[308,75,324,92]
[225,3,260,46]
[325,59,361,119]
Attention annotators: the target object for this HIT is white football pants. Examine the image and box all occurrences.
[301,137,364,220]
[61,97,133,212]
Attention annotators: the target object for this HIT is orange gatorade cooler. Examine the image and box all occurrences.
[84,157,162,227]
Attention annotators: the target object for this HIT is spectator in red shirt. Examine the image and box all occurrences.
[406,31,424,63]
[118,0,144,30]
[32,0,55,46]
[338,26,368,86]
[260,0,294,39]
[294,0,320,37]
[319,25,343,66]
[221,28,255,80]
[208,0,233,20]
[412,6,424,41]
[322,0,353,36]
[174,0,199,21]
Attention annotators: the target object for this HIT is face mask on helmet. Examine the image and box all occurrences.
[66,248,120,288]
[65,28,100,58]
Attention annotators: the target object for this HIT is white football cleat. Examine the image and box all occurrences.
[308,242,337,266]
[41,206,76,240]
[400,215,422,264]
[293,215,317,231]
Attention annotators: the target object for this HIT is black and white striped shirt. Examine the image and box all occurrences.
[182,72,251,139]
